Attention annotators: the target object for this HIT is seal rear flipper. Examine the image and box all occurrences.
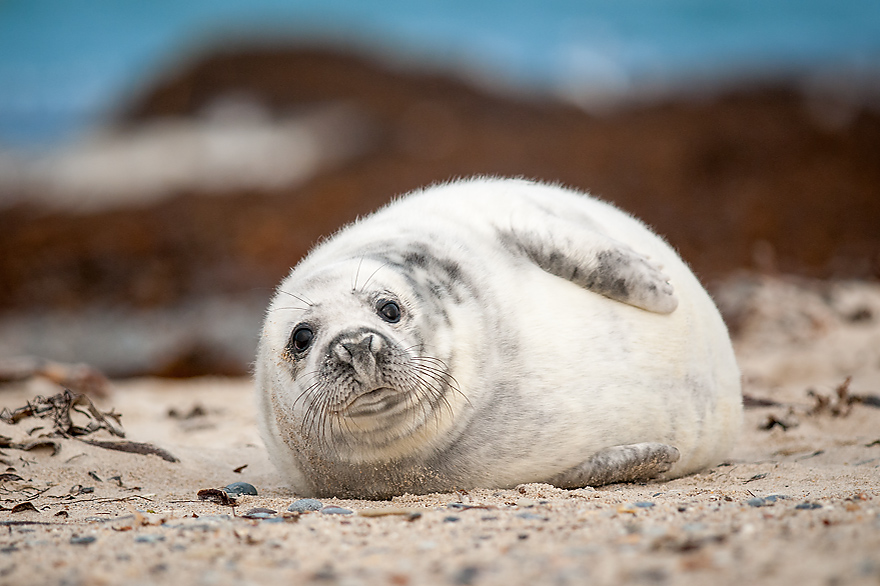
[548,443,680,488]
[501,215,678,314]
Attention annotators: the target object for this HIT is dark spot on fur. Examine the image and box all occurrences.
[504,228,634,302]
[403,251,429,269]
[363,242,476,309]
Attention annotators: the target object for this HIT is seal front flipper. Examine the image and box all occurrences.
[548,443,681,488]
[501,215,678,313]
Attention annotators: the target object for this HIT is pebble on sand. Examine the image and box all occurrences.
[70,536,96,545]
[223,482,258,496]
[321,507,354,515]
[288,499,323,513]
[242,507,277,519]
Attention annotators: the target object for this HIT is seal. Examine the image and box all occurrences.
[255,177,742,499]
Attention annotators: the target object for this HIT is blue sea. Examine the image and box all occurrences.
[1,0,879,148]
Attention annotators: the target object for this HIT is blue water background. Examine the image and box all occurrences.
[1,0,879,148]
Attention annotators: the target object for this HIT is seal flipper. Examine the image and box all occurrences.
[548,443,680,488]
[502,215,678,313]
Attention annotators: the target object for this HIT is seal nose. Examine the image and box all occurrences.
[341,335,374,362]
[335,333,383,382]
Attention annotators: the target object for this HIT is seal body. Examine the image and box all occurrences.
[256,177,742,498]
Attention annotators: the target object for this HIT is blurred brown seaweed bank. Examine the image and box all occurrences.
[1,45,879,378]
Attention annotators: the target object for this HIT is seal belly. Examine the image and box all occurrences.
[450,253,739,487]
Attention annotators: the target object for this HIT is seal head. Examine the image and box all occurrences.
[258,248,489,497]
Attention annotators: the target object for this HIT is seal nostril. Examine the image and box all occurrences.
[337,334,378,365]
[344,336,374,360]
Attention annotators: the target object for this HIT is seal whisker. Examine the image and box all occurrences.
[359,260,391,293]
[269,305,309,313]
[291,372,322,411]
[406,367,456,435]
[412,371,443,428]
[413,365,456,408]
[352,254,366,292]
[277,290,315,308]
[396,368,434,416]
[408,357,467,406]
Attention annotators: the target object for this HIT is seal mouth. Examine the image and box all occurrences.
[339,387,407,417]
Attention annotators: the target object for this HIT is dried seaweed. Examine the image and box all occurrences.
[760,377,880,432]
[760,414,799,431]
[807,377,880,417]
[197,488,237,506]
[0,390,123,438]
[742,394,784,409]
[0,389,179,462]
[9,502,38,513]
[167,404,208,420]
[80,439,179,463]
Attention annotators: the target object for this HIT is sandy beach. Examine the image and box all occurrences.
[1,274,878,586]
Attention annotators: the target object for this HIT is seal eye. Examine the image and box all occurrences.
[378,301,401,323]
[290,326,314,353]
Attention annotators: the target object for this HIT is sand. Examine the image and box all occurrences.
[1,274,879,586]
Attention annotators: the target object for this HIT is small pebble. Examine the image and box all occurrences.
[763,494,790,502]
[443,515,461,523]
[288,498,323,513]
[263,516,298,524]
[135,534,166,544]
[746,497,769,507]
[634,501,655,508]
[453,566,479,586]
[223,482,257,496]
[242,507,277,519]
[321,507,353,515]
[516,512,547,521]
[795,502,823,510]
[70,535,96,545]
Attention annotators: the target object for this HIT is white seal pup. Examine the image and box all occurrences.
[256,177,742,499]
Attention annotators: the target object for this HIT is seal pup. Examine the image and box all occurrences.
[256,177,742,498]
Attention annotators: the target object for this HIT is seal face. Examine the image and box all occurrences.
[256,177,742,498]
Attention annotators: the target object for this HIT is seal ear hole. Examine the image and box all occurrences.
[290,325,314,353]
[378,300,401,323]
